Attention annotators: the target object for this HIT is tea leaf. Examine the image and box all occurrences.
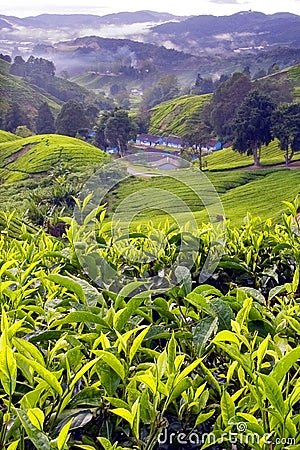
[57,418,73,450]
[110,408,133,427]
[195,410,215,427]
[17,354,62,396]
[94,351,125,380]
[17,409,51,450]
[271,346,300,383]
[259,374,285,417]
[221,390,235,426]
[129,326,150,363]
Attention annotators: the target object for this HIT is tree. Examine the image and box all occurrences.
[104,109,138,156]
[191,74,214,95]
[143,75,180,109]
[15,125,34,137]
[36,102,55,134]
[94,111,110,150]
[254,75,293,106]
[271,103,300,164]
[231,90,275,166]
[205,72,252,141]
[55,100,88,137]
[135,104,151,134]
[3,102,29,132]
[9,56,26,76]
[183,122,212,170]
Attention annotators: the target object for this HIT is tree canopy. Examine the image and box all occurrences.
[204,72,252,141]
[55,100,88,137]
[36,102,55,134]
[271,102,300,164]
[231,90,275,166]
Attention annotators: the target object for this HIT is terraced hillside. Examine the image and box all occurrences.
[0,130,21,143]
[108,167,300,227]
[0,134,109,183]
[0,59,61,119]
[149,94,211,136]
[204,140,300,170]
[0,133,109,216]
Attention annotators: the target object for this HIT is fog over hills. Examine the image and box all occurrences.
[1,10,300,86]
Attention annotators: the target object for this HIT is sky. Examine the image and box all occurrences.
[1,0,300,18]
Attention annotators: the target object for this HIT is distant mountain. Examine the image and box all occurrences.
[0,11,185,57]
[1,10,300,94]
[150,11,300,54]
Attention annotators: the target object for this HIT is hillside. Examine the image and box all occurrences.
[0,130,21,143]
[151,11,300,54]
[0,133,109,219]
[149,94,211,136]
[109,165,300,228]
[204,140,300,171]
[0,133,109,183]
[0,59,61,128]
[146,61,300,139]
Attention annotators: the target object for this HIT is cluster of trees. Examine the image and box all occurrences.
[142,75,180,109]
[0,53,11,63]
[190,63,283,96]
[2,98,138,157]
[10,55,55,79]
[185,71,299,167]
[94,109,138,156]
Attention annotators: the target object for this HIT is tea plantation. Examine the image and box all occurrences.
[0,129,299,449]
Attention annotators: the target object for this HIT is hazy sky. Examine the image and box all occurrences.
[1,0,300,18]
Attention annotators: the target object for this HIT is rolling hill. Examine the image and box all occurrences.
[0,133,109,216]
[149,94,211,136]
[0,133,109,183]
[151,11,300,55]
[0,58,61,128]
[0,130,21,143]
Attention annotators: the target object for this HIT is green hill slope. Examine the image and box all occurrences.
[149,94,211,136]
[0,59,61,127]
[0,133,110,221]
[0,133,109,183]
[204,140,300,170]
[0,130,21,143]
[109,166,300,228]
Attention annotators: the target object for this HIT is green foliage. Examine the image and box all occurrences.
[0,202,299,448]
[143,75,180,109]
[15,125,34,138]
[206,72,252,140]
[271,102,300,164]
[36,102,56,134]
[55,100,89,137]
[231,90,275,166]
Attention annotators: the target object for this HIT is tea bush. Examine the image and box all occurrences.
[0,204,299,449]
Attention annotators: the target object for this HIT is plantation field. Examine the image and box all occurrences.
[204,139,300,170]
[0,193,300,448]
[0,130,21,143]
[0,60,61,114]
[0,134,109,183]
[149,94,211,136]
[108,167,300,228]
[0,133,110,220]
